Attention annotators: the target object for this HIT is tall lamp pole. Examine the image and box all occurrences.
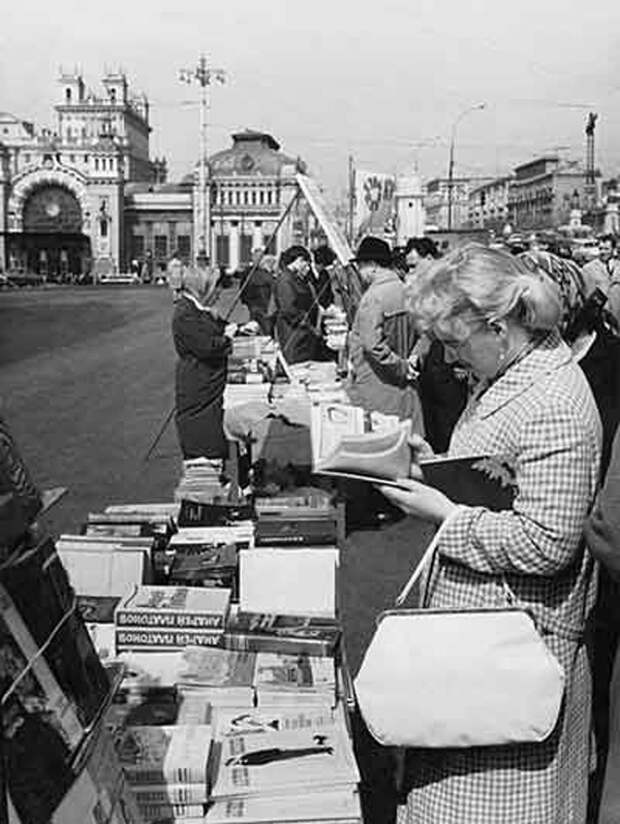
[179,54,226,263]
[447,103,486,231]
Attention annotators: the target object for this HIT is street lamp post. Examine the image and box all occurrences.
[447,103,486,231]
[179,55,226,264]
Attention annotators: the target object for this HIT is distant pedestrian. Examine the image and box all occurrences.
[167,251,183,302]
[274,245,323,363]
[582,235,620,325]
[240,248,274,335]
[172,266,237,460]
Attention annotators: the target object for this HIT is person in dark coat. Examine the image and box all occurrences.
[274,245,323,364]
[172,266,237,459]
[240,248,274,335]
[312,245,337,309]
[585,425,620,824]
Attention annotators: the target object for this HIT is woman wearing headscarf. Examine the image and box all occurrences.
[172,266,237,459]
[379,244,601,824]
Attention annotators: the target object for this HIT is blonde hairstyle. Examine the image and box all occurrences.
[180,265,220,305]
[409,243,562,340]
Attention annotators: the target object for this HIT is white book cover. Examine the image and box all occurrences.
[211,723,359,800]
[205,788,362,823]
[117,650,184,690]
[239,548,337,618]
[57,547,145,598]
[212,704,342,739]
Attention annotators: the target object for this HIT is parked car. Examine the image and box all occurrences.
[98,272,141,285]
[6,271,45,287]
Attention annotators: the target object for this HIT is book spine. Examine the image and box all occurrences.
[115,609,225,629]
[133,785,208,805]
[137,802,204,819]
[116,628,223,649]
[221,632,336,657]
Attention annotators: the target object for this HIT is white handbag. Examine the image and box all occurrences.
[354,510,566,748]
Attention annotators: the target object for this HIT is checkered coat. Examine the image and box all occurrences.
[398,331,602,824]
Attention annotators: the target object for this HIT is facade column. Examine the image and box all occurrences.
[229,222,240,272]
[252,220,262,251]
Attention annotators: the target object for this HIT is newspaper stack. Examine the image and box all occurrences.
[253,652,336,709]
[174,458,230,504]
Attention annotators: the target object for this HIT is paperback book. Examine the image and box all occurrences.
[115,625,224,651]
[115,723,213,786]
[223,611,341,657]
[176,646,257,708]
[115,584,231,630]
[204,790,362,824]
[253,651,336,707]
[211,723,359,800]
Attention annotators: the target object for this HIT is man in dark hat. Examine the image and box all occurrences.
[274,245,323,364]
[347,236,423,426]
[239,247,275,335]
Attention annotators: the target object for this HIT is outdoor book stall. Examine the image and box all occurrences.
[1,173,412,824]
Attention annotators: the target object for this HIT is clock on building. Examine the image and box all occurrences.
[45,199,61,218]
[240,153,255,172]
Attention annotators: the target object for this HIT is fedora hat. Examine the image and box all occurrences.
[353,236,392,267]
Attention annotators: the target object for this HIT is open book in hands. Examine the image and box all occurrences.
[314,421,516,511]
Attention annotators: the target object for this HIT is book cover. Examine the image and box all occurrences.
[254,652,335,696]
[115,724,212,786]
[255,516,338,547]
[116,651,183,692]
[105,691,211,734]
[178,500,254,528]
[213,705,340,739]
[211,723,359,800]
[115,585,231,629]
[177,646,257,692]
[419,453,517,511]
[115,626,224,651]
[0,538,111,729]
[239,548,338,619]
[204,790,362,824]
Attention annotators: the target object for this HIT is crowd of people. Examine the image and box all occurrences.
[168,231,620,823]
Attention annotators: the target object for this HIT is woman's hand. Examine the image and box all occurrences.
[224,322,238,339]
[409,433,435,480]
[377,478,458,524]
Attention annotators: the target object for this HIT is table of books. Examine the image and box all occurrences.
[2,465,365,824]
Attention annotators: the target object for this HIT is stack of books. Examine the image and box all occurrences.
[56,532,153,661]
[174,458,230,504]
[115,722,214,821]
[253,651,336,709]
[254,494,341,547]
[114,584,231,652]
[208,704,361,823]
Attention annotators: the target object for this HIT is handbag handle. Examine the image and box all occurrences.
[394,506,466,607]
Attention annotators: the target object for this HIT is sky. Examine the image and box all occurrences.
[2,0,620,203]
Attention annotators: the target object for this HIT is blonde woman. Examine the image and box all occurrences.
[380,244,601,824]
[172,266,237,459]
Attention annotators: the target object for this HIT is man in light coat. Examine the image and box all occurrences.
[346,236,423,428]
[582,235,620,324]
